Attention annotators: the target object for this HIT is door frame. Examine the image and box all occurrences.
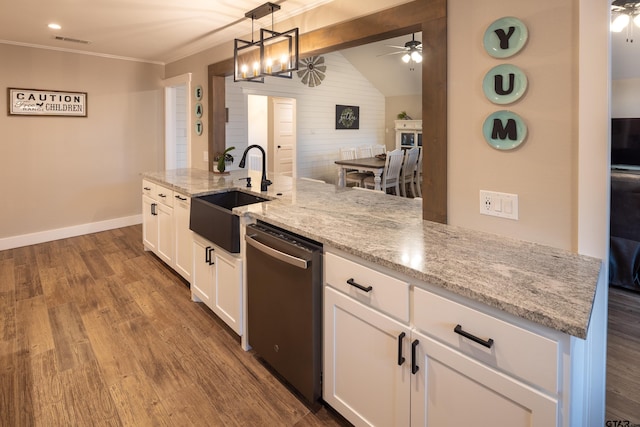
[163,73,192,169]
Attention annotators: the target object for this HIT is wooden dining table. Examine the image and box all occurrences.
[335,157,386,191]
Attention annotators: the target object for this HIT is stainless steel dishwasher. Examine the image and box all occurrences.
[245,222,323,408]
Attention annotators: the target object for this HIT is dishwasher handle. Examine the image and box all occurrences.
[245,234,310,269]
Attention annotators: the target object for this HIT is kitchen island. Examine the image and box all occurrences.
[143,168,604,426]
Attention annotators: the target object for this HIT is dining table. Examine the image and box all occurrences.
[335,156,386,191]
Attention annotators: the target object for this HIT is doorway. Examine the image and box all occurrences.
[163,73,192,170]
[247,94,297,178]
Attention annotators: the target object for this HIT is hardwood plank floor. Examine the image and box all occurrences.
[606,286,640,424]
[3,225,638,425]
[0,226,349,426]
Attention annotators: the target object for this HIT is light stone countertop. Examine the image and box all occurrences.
[143,168,602,339]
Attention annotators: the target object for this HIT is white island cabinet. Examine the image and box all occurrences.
[141,179,192,282]
[191,233,243,334]
[324,249,580,427]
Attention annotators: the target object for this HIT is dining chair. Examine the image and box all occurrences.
[339,147,369,187]
[372,144,386,156]
[415,148,423,197]
[400,147,420,198]
[357,145,373,159]
[363,149,404,195]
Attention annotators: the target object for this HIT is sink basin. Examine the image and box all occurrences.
[190,190,270,253]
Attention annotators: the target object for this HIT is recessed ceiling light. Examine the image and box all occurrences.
[48,23,62,30]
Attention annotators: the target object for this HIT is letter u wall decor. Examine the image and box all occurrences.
[481,17,529,151]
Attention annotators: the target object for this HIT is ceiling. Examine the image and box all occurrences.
[0,0,331,64]
[611,27,640,80]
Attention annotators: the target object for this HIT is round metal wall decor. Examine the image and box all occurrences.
[297,56,327,87]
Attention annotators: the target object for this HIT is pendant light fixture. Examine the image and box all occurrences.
[611,1,640,42]
[234,2,299,83]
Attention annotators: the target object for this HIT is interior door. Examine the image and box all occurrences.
[271,97,296,177]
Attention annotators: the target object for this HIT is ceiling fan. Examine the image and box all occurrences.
[611,0,640,41]
[379,33,423,64]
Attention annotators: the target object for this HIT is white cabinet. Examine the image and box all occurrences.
[324,286,410,427]
[324,250,565,427]
[192,233,243,334]
[395,120,422,150]
[142,180,192,282]
[173,192,193,282]
[411,329,557,427]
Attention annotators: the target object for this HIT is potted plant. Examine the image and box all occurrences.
[214,146,235,173]
[397,111,413,120]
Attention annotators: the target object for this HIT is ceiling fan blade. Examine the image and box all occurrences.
[385,45,408,49]
[376,51,407,57]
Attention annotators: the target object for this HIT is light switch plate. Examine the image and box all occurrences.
[480,190,519,220]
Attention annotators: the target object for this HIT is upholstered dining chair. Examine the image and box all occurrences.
[339,147,369,187]
[363,149,404,195]
[400,147,420,198]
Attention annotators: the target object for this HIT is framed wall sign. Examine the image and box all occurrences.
[8,88,87,117]
[335,105,359,129]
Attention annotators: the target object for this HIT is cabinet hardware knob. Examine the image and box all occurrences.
[144,187,151,191]
[411,339,420,374]
[175,195,187,201]
[346,278,373,292]
[397,332,406,366]
[454,324,494,349]
[158,194,166,198]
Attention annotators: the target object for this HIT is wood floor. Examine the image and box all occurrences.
[2,225,640,425]
[606,286,640,424]
[0,225,348,426]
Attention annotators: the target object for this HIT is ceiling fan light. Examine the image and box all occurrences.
[402,53,411,63]
[411,50,422,63]
[612,14,630,32]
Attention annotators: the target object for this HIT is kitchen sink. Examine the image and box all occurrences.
[190,190,270,253]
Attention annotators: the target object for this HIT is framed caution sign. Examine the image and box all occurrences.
[8,88,87,117]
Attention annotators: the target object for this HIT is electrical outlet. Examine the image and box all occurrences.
[479,190,518,220]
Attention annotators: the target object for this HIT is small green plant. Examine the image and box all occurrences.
[215,146,235,172]
[397,111,412,120]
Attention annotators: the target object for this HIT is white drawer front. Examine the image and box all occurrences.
[155,186,174,207]
[325,252,409,322]
[413,287,559,394]
[142,180,156,197]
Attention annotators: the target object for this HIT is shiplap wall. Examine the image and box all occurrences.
[225,52,385,183]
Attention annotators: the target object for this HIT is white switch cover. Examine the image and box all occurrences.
[480,190,519,220]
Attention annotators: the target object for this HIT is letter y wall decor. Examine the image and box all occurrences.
[481,17,529,150]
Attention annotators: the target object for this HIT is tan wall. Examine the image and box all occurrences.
[0,44,164,240]
[447,0,577,249]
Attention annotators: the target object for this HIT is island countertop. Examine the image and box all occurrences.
[143,168,602,339]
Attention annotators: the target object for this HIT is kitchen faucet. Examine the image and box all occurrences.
[238,145,272,192]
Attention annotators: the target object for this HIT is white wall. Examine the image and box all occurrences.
[0,44,164,248]
[225,52,385,183]
[612,78,640,117]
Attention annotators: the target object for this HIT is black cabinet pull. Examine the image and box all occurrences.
[346,278,373,292]
[206,247,215,265]
[144,187,151,191]
[397,332,406,366]
[454,324,494,349]
[411,339,420,374]
[158,193,167,198]
[175,195,187,201]
[151,203,157,216]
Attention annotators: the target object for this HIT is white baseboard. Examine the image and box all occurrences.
[0,214,142,251]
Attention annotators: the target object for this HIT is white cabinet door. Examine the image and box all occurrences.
[324,286,410,427]
[142,194,158,251]
[410,329,558,427]
[191,237,214,305]
[156,202,174,265]
[174,193,192,282]
[212,247,242,334]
